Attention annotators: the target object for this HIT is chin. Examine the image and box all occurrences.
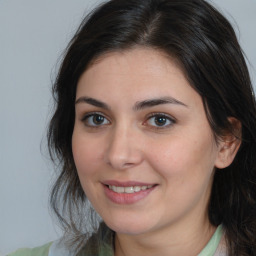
[104,216,154,235]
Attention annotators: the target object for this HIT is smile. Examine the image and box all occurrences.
[108,185,154,194]
[103,182,157,204]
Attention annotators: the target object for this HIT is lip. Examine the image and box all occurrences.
[102,180,158,205]
[102,180,155,187]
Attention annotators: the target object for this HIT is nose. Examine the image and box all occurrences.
[104,125,143,170]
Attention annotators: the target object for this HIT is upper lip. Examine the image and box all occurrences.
[102,180,157,187]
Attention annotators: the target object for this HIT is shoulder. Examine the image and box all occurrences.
[7,223,114,256]
[8,239,77,256]
[7,242,52,256]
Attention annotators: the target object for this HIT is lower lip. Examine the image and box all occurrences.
[103,185,156,204]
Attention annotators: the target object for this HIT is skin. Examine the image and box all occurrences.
[72,48,237,256]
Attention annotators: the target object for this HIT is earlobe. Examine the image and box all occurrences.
[214,117,242,169]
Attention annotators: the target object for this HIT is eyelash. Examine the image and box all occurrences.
[81,112,176,130]
[81,112,111,127]
[144,113,176,130]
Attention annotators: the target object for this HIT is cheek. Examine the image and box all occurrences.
[72,133,104,201]
[72,132,104,177]
[146,132,216,180]
[146,134,216,214]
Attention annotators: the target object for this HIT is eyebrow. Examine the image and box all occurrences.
[133,97,188,111]
[75,96,188,110]
[75,97,110,110]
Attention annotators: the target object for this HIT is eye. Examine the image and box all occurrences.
[82,113,110,127]
[145,113,175,128]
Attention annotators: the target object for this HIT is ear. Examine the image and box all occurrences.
[214,117,242,169]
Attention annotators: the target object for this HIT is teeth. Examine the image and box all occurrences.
[134,186,141,192]
[108,185,153,193]
[125,187,134,193]
[116,186,125,193]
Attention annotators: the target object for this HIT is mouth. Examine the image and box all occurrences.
[102,181,158,204]
[107,184,154,194]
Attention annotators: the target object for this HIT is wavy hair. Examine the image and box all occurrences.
[48,0,256,254]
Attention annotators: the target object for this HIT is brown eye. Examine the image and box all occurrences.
[82,113,110,127]
[93,115,105,125]
[146,114,175,128]
[154,116,168,126]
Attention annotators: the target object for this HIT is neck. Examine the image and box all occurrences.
[114,217,216,256]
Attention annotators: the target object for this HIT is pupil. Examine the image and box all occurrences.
[155,116,166,126]
[94,115,104,124]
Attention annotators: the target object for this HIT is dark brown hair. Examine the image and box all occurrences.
[48,0,256,254]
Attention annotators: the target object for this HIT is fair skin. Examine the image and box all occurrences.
[72,48,239,256]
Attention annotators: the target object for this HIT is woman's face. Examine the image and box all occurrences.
[72,48,222,236]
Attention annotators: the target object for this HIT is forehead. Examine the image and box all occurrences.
[76,47,201,108]
[84,48,183,82]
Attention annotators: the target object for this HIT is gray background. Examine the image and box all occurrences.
[0,0,255,255]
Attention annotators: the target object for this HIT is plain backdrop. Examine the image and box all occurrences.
[0,0,255,255]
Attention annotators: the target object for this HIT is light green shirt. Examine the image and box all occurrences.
[8,242,52,256]
[8,225,224,256]
[198,225,225,256]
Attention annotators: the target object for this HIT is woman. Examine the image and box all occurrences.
[9,0,256,255]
